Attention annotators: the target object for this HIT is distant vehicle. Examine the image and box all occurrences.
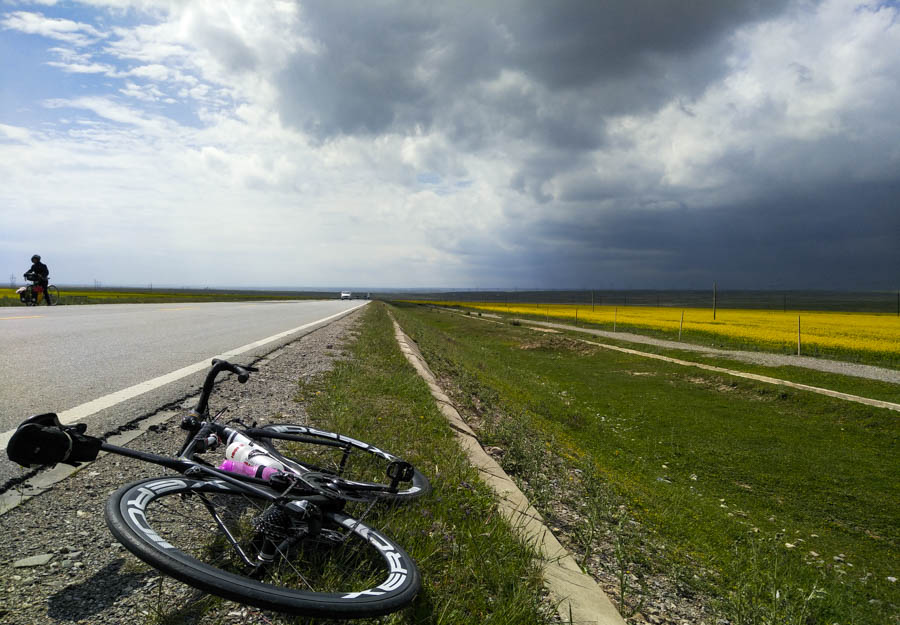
[340,291,351,300]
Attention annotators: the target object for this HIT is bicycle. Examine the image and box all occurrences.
[6,359,431,619]
[17,272,59,306]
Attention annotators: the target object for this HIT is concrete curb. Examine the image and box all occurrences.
[391,318,626,625]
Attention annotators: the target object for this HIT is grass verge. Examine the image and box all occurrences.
[289,302,554,624]
[391,302,899,625]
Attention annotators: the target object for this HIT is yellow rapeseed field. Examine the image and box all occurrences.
[425,301,900,361]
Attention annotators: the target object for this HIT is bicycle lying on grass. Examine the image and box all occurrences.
[6,359,431,619]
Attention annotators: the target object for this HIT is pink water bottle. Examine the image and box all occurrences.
[218,459,280,481]
[224,441,286,472]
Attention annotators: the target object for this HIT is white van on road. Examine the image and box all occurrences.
[340,291,351,300]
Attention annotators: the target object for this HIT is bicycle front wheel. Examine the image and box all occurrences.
[105,477,420,618]
[46,285,59,305]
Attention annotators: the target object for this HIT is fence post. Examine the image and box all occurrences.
[713,282,717,320]
[797,316,801,356]
[679,310,684,341]
[614,307,617,332]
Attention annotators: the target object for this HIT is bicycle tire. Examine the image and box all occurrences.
[105,477,421,618]
[46,285,59,305]
[252,424,431,502]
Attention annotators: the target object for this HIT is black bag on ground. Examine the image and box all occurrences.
[6,413,102,468]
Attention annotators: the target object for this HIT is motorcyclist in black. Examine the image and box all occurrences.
[25,254,51,305]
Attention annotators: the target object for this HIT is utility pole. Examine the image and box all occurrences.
[9,273,15,288]
[713,282,717,320]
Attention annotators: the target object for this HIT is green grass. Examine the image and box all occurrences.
[391,302,899,625]
[524,322,900,407]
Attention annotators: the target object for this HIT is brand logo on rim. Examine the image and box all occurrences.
[124,479,186,549]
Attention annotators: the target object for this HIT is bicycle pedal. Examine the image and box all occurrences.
[386,461,414,483]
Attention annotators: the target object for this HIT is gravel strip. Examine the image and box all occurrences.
[520,320,900,384]
[0,311,362,625]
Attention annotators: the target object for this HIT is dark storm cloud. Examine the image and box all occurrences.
[278,4,440,138]
[483,181,900,290]
[499,0,790,90]
[278,0,792,142]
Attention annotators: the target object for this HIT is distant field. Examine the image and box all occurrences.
[412,301,900,368]
[0,287,329,306]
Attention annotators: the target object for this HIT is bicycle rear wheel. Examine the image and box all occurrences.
[252,424,431,502]
[106,477,420,618]
[46,285,59,305]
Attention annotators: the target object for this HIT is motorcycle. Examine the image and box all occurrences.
[17,272,59,306]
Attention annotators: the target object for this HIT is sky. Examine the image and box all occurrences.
[1,0,898,290]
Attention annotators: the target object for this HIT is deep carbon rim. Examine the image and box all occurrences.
[105,477,420,618]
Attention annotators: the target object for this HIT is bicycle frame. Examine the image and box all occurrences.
[97,437,318,507]
[93,357,331,507]
[96,357,412,507]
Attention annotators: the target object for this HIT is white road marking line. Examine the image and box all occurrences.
[0,303,367,449]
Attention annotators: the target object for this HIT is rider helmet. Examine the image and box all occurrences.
[32,254,41,262]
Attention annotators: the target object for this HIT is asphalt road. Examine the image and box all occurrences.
[0,299,366,482]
